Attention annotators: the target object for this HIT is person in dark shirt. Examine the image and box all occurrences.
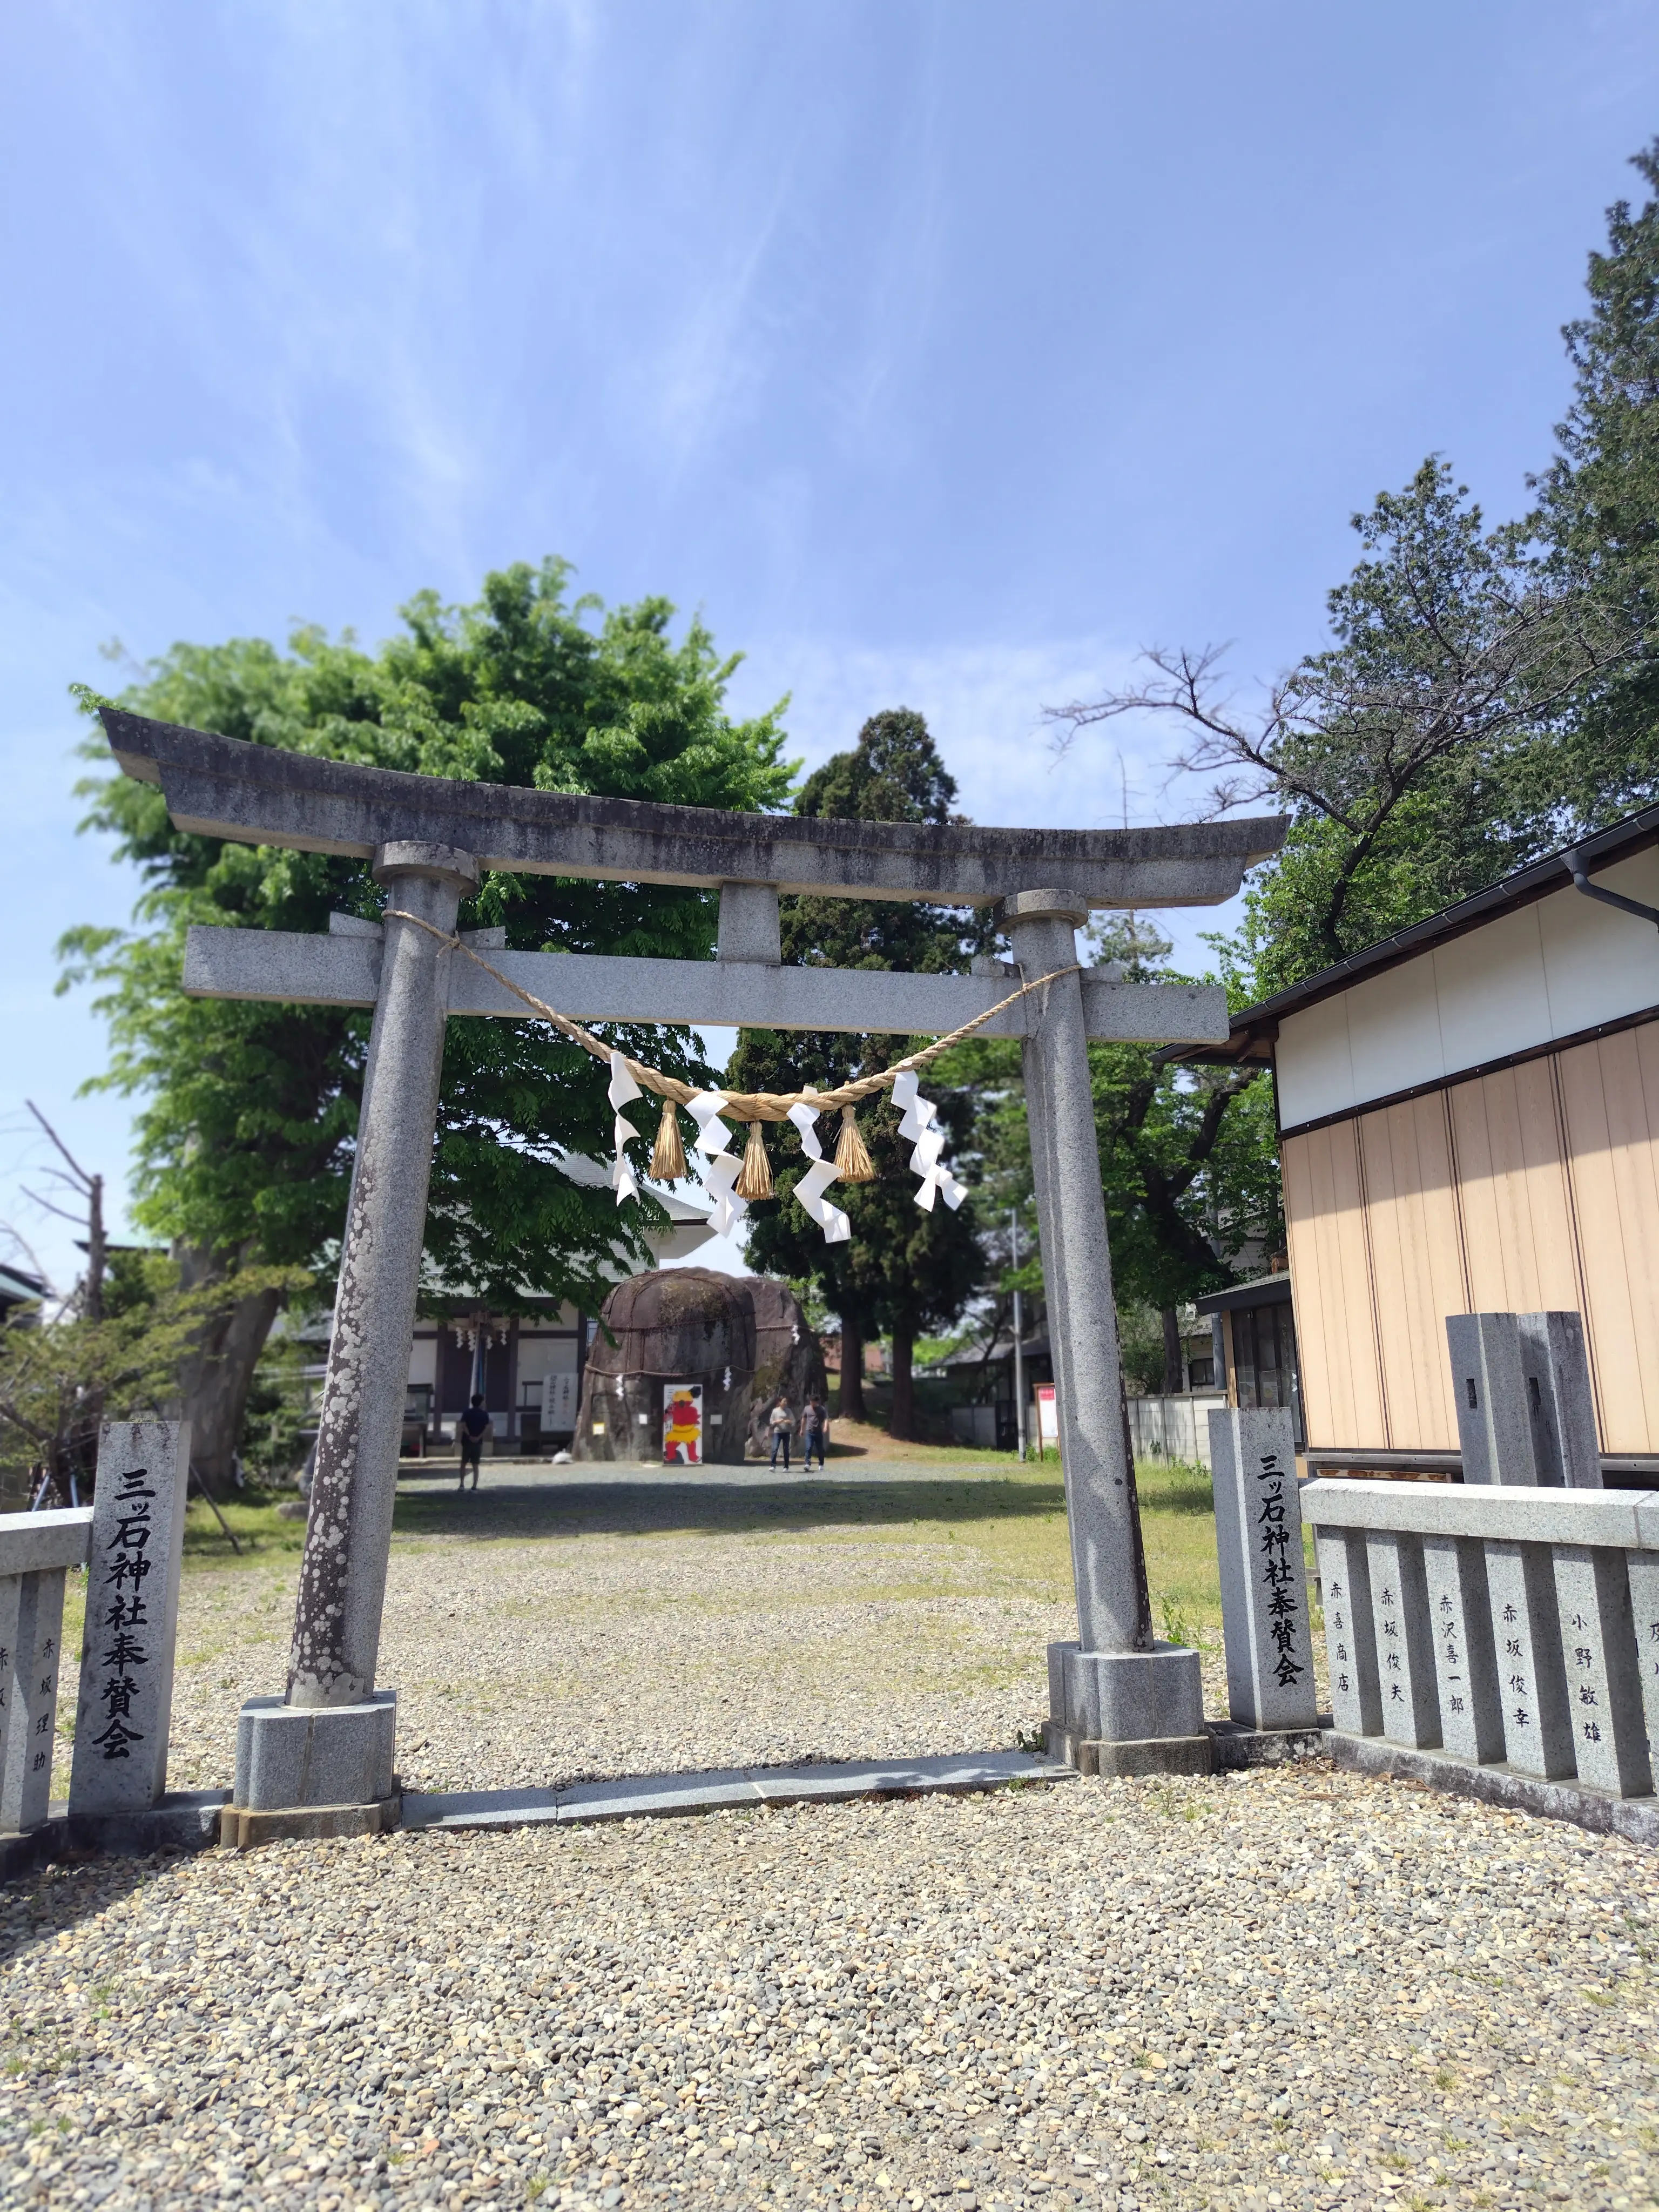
[458,1394,493,1491]
[800,1394,828,1472]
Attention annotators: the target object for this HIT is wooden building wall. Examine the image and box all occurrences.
[1282,1023,1659,1455]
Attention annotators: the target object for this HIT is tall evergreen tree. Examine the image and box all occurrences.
[1050,458,1626,1000]
[729,710,989,1439]
[1530,138,1659,824]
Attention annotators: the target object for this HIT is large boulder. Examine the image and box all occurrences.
[574,1270,825,1465]
[744,1276,830,1460]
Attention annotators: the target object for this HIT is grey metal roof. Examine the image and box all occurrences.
[1194,1272,1294,1316]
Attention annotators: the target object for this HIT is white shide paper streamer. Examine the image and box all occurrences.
[891,1070,967,1213]
[608,1053,642,1206]
[787,1101,851,1244]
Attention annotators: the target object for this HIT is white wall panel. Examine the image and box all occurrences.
[514,1334,580,1382]
[1539,851,1659,1040]
[1429,905,1548,1073]
[1344,957,1445,1108]
[1278,873,1659,1127]
[1274,994,1355,1129]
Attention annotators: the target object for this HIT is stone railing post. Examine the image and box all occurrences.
[0,1508,91,1847]
[1002,891,1206,1776]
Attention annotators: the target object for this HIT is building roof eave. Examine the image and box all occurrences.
[1194,1273,1294,1316]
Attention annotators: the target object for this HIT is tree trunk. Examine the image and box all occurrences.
[1161,1306,1184,1396]
[838,1316,866,1421]
[78,1172,108,1492]
[174,1245,283,1494]
[85,1174,105,1321]
[888,1325,915,1441]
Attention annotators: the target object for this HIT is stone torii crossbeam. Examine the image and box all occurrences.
[104,708,1286,1831]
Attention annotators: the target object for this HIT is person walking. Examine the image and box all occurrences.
[767,1396,794,1471]
[457,1393,493,1491]
[800,1394,828,1472]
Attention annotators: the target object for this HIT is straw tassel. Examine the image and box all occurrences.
[649,1097,687,1182]
[834,1104,876,1183]
[734,1119,774,1202]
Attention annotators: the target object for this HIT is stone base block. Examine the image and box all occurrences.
[220,1789,402,1851]
[1,1815,65,1884]
[1325,1732,1659,1848]
[68,1790,230,1857]
[1044,1723,1213,1777]
[1047,1638,1205,1744]
[1206,1719,1332,1771]
[234,1689,396,1812]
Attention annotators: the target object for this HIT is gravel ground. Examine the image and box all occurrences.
[161,1513,1083,1795]
[6,1500,1656,2212]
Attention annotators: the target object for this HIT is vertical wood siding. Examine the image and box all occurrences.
[1355,1096,1469,1451]
[1554,1028,1659,1453]
[1282,1120,1386,1451]
[1282,1022,1659,1452]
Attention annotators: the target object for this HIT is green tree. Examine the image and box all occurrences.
[1530,139,1659,825]
[1051,150,1659,1008]
[940,914,1284,1391]
[729,710,989,1438]
[1051,460,1627,999]
[0,1250,304,1505]
[65,560,792,1482]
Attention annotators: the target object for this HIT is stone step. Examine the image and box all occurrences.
[401,1749,1075,1832]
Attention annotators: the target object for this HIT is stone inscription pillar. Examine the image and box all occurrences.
[69,1419,190,1819]
[288,841,477,1709]
[1210,1406,1318,1730]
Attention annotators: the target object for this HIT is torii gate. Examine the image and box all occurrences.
[103,708,1285,1827]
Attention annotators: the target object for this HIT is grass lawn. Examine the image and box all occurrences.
[171,1446,1226,1632]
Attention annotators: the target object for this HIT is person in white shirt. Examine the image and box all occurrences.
[767,1397,794,1471]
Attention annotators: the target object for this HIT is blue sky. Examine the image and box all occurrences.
[4,1,1657,1285]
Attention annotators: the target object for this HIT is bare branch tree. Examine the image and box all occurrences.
[1046,597,1627,830]
[1043,461,1638,967]
[23,1100,105,1320]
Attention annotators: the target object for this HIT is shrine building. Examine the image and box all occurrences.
[1192,804,1659,1487]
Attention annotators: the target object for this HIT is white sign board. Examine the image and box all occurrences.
[541,1372,579,1432]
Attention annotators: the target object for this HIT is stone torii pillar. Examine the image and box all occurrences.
[1005,891,1205,1772]
[290,844,476,1707]
[103,708,1284,1831]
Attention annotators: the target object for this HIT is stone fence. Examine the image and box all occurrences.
[1306,1477,1659,1820]
[0,1507,91,1843]
[2,1425,227,1876]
